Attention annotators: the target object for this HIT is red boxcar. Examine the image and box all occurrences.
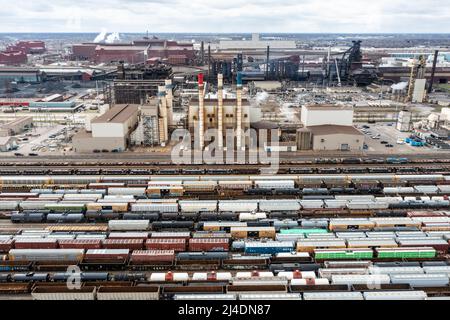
[146,238,186,252]
[108,232,149,240]
[150,232,191,240]
[84,249,130,263]
[102,239,144,250]
[130,250,175,264]
[0,240,14,253]
[14,239,58,249]
[58,239,102,250]
[188,238,229,252]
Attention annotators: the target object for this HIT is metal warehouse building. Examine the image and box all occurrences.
[72,104,139,153]
[308,125,365,151]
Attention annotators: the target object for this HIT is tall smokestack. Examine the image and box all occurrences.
[165,79,174,126]
[236,72,243,151]
[428,50,439,94]
[158,86,168,143]
[217,74,224,150]
[200,41,205,65]
[198,73,205,150]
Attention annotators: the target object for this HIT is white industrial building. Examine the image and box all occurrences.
[219,34,297,50]
[72,104,139,152]
[301,105,354,127]
[308,125,364,151]
[297,104,364,151]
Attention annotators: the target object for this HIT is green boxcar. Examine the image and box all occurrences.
[376,249,436,259]
[280,228,329,235]
[315,249,373,260]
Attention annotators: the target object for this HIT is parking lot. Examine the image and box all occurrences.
[3,125,78,157]
[358,123,441,155]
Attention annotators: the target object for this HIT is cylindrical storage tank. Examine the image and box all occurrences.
[20,201,56,210]
[239,212,267,222]
[8,249,84,262]
[0,201,19,211]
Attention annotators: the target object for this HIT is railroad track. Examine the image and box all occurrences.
[0,163,450,176]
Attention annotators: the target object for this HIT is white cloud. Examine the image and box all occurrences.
[0,0,448,33]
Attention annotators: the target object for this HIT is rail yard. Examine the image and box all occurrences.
[0,157,450,301]
[1,0,449,306]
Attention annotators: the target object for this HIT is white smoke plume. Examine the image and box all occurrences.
[105,32,121,44]
[255,91,269,105]
[391,81,408,91]
[93,28,108,43]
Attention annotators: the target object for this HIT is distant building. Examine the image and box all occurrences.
[0,51,27,65]
[0,136,18,152]
[7,41,46,54]
[72,104,139,152]
[219,34,296,50]
[72,38,194,65]
[0,67,40,83]
[0,117,33,137]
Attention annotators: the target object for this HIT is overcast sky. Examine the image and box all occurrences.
[0,0,449,33]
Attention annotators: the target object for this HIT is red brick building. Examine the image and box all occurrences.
[0,51,27,65]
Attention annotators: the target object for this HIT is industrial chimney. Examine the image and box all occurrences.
[158,86,168,143]
[217,74,224,150]
[165,79,174,126]
[236,72,243,151]
[198,73,205,150]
